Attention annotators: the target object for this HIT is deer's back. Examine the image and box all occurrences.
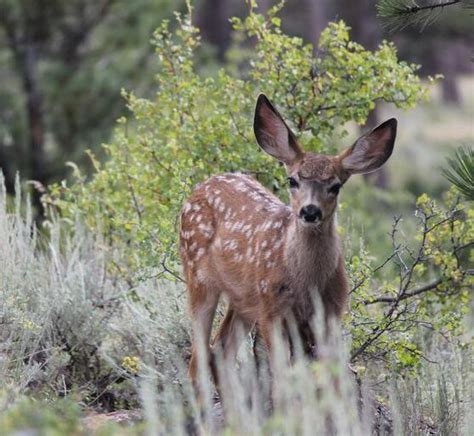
[179,173,293,318]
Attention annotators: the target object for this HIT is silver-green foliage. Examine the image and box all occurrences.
[1,176,472,434]
[0,175,188,408]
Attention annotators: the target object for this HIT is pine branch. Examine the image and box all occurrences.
[443,145,474,201]
[376,0,465,31]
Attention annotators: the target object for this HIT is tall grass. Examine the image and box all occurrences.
[0,175,189,410]
[0,176,472,434]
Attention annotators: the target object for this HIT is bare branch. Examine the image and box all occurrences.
[363,277,443,305]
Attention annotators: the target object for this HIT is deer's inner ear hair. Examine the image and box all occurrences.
[287,177,299,189]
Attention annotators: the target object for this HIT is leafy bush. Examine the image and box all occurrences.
[38,0,472,388]
[2,2,472,433]
[348,188,473,370]
[45,4,431,273]
[0,396,83,436]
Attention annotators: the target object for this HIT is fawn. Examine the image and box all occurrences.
[179,94,397,387]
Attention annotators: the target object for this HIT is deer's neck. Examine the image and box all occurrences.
[285,214,341,293]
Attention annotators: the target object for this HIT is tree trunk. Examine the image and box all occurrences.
[301,0,328,52]
[18,41,47,217]
[339,0,379,50]
[257,0,271,15]
[339,0,389,188]
[436,40,461,104]
[197,0,231,62]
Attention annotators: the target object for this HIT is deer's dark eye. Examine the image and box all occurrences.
[287,177,299,189]
[328,183,341,195]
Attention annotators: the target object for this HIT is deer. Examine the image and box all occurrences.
[179,94,397,390]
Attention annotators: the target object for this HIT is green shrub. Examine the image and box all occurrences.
[3,2,470,432]
[0,396,83,436]
[347,188,473,371]
[45,4,431,274]
[39,0,472,383]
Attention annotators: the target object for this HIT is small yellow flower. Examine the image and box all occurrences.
[21,319,38,331]
[122,356,140,374]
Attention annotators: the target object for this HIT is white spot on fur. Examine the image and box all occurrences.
[232,222,244,232]
[196,247,205,260]
[198,223,214,239]
[274,238,284,249]
[224,240,238,251]
[183,202,192,213]
[234,253,243,262]
[196,269,207,284]
[246,247,253,259]
[236,182,248,192]
[263,221,273,230]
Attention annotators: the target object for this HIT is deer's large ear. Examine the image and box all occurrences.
[254,94,304,166]
[338,118,397,178]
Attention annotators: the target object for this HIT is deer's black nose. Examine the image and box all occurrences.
[300,205,322,223]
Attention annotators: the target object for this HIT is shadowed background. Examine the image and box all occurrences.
[0,0,472,216]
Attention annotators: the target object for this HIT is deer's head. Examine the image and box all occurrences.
[254,94,397,228]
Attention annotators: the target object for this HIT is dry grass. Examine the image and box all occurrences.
[1,175,472,434]
[1,74,473,433]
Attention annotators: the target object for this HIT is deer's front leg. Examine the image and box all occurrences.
[320,256,349,322]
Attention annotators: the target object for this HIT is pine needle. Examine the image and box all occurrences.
[443,146,474,201]
[376,0,464,32]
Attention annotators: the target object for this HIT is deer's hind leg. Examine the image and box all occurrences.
[211,306,252,402]
[213,306,251,362]
[187,277,220,392]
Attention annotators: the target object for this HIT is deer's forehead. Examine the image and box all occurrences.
[297,153,336,182]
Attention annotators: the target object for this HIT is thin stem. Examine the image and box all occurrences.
[405,1,460,14]
[363,277,443,305]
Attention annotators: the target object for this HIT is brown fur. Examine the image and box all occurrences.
[179,94,397,389]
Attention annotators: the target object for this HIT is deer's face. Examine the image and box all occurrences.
[286,153,342,226]
[253,94,397,228]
